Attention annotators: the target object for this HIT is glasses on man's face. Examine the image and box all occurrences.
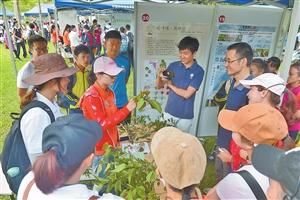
[224,57,244,64]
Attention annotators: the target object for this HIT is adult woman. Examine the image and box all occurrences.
[151,127,207,200]
[80,56,136,159]
[17,114,123,200]
[20,53,77,164]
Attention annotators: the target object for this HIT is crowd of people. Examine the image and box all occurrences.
[1,16,300,200]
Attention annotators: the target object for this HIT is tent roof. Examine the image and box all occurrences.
[23,3,55,16]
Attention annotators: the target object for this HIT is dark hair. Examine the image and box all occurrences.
[104,30,121,41]
[93,19,97,24]
[177,36,199,53]
[74,44,90,56]
[33,150,77,194]
[267,56,281,70]
[63,24,71,34]
[20,78,61,108]
[71,25,76,30]
[227,42,253,66]
[252,58,268,73]
[120,26,125,33]
[168,184,196,200]
[125,24,131,30]
[27,35,47,49]
[29,23,35,29]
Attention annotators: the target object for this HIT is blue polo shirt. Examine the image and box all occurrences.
[165,61,204,119]
[217,75,252,149]
[111,54,130,108]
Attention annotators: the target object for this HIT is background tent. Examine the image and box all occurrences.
[0,8,13,17]
[23,3,55,17]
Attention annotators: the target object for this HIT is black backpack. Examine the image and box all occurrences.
[1,100,55,194]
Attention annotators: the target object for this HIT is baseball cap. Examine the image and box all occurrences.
[93,56,123,76]
[42,114,102,170]
[240,73,286,96]
[252,144,300,199]
[218,103,288,145]
[151,127,207,189]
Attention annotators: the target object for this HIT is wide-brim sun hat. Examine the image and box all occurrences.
[151,127,207,190]
[24,53,77,86]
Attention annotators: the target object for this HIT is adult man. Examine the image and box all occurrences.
[17,35,48,98]
[125,24,134,68]
[58,44,90,113]
[156,36,204,133]
[215,42,253,181]
[13,22,27,59]
[68,25,81,53]
[103,30,130,112]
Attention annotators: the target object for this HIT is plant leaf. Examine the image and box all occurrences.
[146,99,162,113]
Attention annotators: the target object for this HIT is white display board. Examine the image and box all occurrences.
[135,2,215,136]
[198,5,283,136]
[57,9,77,35]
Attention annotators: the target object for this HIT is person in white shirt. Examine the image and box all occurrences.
[68,25,81,53]
[20,53,77,164]
[17,35,48,99]
[17,114,123,200]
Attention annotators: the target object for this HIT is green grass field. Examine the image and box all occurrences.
[0,42,216,198]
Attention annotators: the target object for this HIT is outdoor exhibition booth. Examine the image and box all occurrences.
[1,0,300,137]
[134,1,300,136]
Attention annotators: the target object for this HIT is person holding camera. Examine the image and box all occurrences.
[156,36,204,133]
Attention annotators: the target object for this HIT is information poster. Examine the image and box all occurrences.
[135,3,215,135]
[138,22,210,119]
[206,24,276,100]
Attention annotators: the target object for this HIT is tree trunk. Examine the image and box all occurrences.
[13,0,22,27]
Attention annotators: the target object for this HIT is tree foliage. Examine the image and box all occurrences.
[3,0,52,12]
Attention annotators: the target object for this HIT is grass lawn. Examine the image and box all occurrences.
[0,42,216,198]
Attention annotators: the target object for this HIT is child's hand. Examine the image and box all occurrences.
[217,148,232,163]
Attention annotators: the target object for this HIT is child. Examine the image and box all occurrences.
[281,61,300,141]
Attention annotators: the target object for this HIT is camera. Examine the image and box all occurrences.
[162,69,175,80]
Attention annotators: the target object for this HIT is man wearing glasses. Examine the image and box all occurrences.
[215,42,253,181]
[17,35,48,99]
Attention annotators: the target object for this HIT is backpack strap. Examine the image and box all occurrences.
[22,179,35,200]
[236,170,267,200]
[20,100,55,123]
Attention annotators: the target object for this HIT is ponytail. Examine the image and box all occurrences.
[32,149,79,194]
[20,88,38,109]
[32,150,65,194]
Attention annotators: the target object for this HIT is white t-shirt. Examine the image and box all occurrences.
[68,31,81,47]
[20,92,63,164]
[18,172,124,200]
[17,62,34,89]
[216,165,269,199]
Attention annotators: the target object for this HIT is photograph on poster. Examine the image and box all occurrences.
[206,24,277,106]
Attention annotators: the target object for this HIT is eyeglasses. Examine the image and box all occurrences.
[224,57,244,64]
